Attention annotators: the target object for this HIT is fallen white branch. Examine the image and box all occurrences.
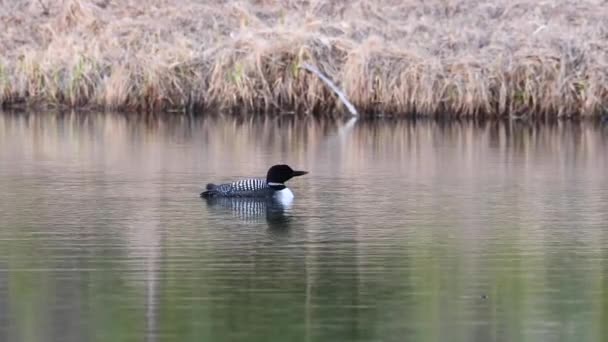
[300,63,358,117]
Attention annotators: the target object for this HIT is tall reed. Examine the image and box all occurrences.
[1,0,607,117]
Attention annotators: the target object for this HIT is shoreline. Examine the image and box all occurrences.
[2,1,607,118]
[2,108,607,127]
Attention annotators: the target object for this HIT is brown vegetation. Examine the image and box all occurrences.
[1,0,607,117]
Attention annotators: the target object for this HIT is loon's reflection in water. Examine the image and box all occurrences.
[202,196,293,230]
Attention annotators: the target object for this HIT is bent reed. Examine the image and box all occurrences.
[1,0,607,118]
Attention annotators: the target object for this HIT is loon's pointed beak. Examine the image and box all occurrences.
[291,170,308,177]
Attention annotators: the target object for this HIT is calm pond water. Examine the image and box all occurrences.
[0,112,607,342]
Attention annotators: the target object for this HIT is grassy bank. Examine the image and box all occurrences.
[1,0,607,117]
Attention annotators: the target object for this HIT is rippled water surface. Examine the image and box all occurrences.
[0,112,607,342]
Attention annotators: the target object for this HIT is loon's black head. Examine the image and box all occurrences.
[266,164,308,186]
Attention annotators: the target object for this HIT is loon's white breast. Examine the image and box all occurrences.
[273,187,294,205]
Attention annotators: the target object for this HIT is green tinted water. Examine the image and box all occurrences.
[0,113,607,342]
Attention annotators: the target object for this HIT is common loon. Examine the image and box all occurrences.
[200,164,308,199]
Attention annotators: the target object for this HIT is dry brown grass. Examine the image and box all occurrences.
[1,0,607,117]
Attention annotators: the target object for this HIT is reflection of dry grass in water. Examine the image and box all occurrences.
[1,0,607,117]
